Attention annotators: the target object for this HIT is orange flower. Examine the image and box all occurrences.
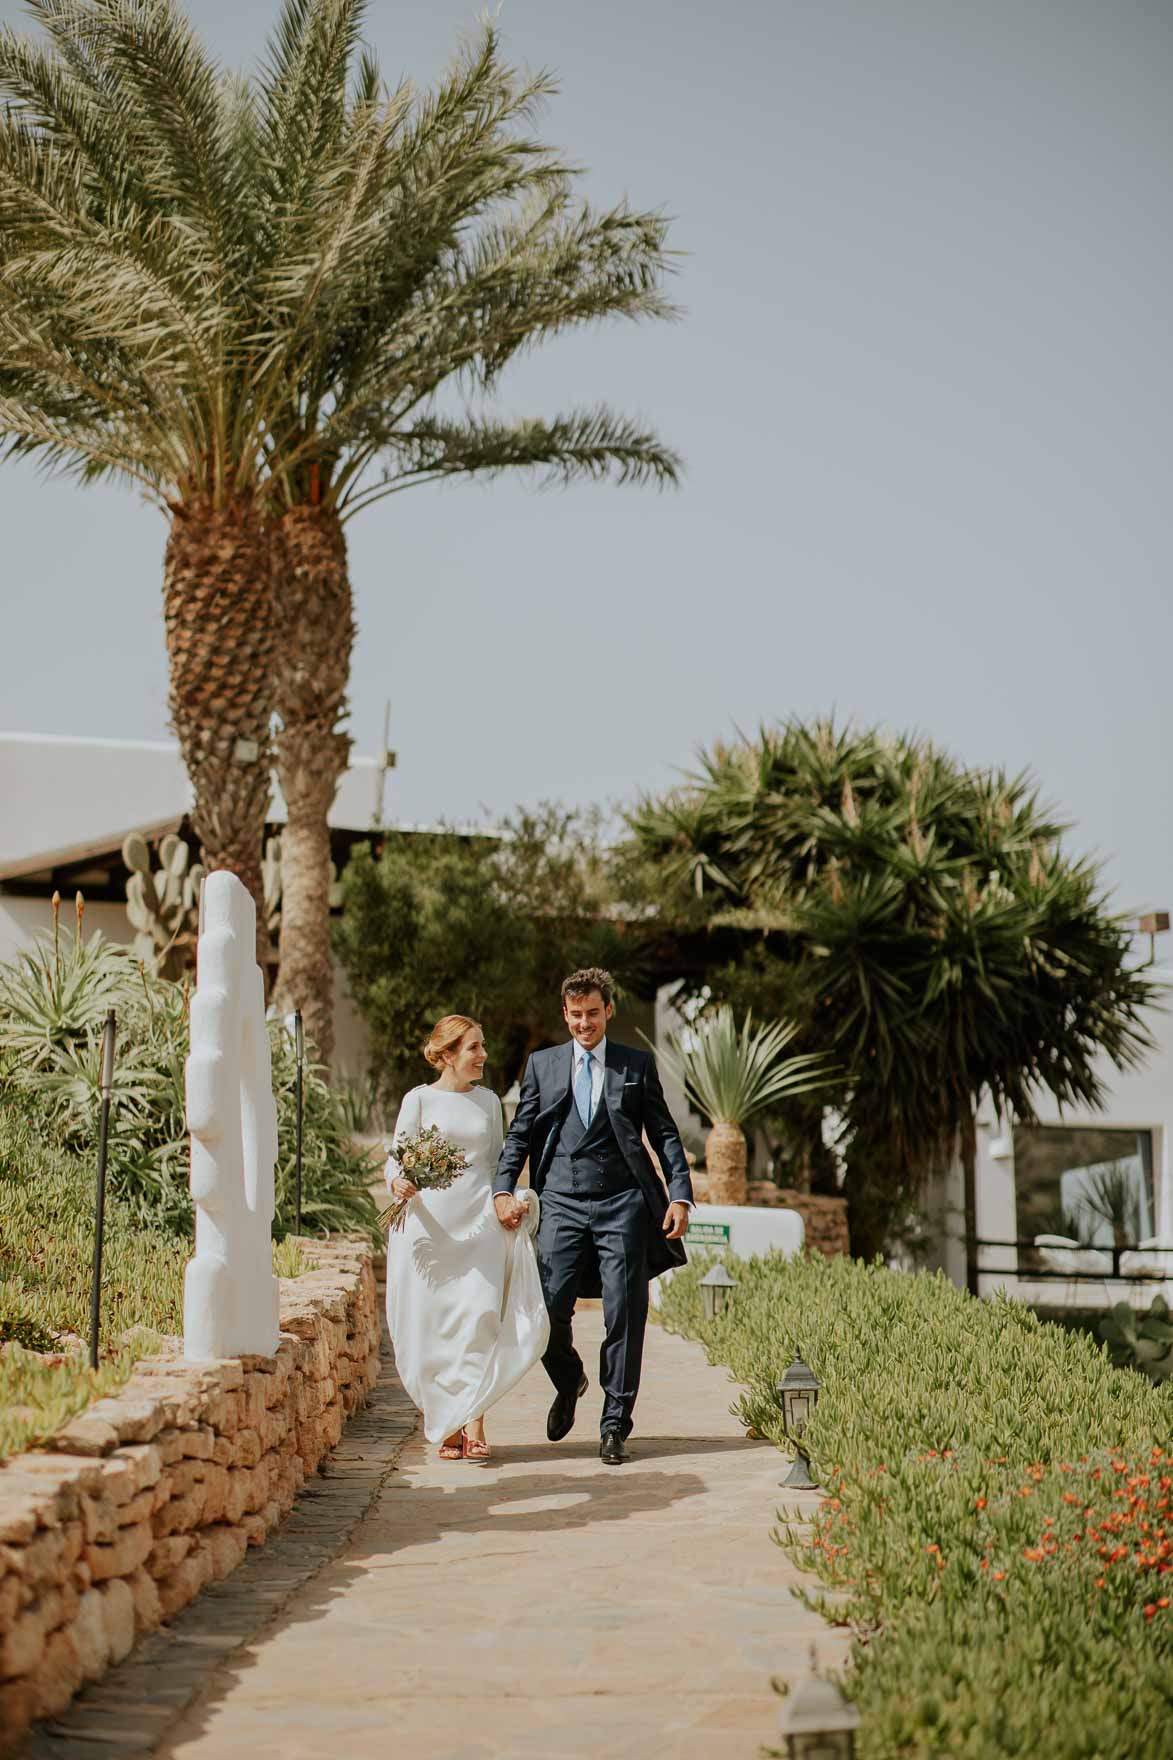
[974,1498,987,1510]
[993,1570,1006,1582]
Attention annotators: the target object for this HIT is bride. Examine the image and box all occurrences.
[384,1013,549,1461]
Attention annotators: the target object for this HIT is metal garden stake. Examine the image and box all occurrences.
[89,1009,117,1370]
[294,1009,304,1236]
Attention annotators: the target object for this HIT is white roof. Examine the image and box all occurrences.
[0,732,401,870]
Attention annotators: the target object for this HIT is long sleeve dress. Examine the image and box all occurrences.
[384,1083,550,1442]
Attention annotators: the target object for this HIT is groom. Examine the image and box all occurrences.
[493,968,693,1465]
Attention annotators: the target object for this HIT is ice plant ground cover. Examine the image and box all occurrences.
[657,1252,1173,1758]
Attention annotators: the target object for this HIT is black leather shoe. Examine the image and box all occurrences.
[547,1372,588,1442]
[600,1430,629,1466]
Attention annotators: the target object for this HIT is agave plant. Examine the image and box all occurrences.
[0,920,376,1238]
[651,1007,836,1205]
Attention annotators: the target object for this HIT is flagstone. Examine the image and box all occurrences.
[151,1309,845,1760]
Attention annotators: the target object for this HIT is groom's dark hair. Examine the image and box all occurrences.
[561,966,614,1008]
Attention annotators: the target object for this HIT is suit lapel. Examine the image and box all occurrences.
[602,1042,625,1127]
[551,1042,575,1111]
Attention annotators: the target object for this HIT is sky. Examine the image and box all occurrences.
[2,0,1171,914]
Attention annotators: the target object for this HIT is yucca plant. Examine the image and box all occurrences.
[626,717,1158,1259]
[1075,1161,1145,1250]
[651,1007,836,1204]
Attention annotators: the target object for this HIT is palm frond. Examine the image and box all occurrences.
[335,406,679,515]
[651,1007,838,1128]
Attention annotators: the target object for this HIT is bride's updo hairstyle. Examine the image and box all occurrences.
[423,1013,480,1069]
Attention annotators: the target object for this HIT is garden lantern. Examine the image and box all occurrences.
[699,1262,736,1321]
[778,1353,821,1489]
[777,1648,860,1759]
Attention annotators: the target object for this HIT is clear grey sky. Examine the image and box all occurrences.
[3,0,1171,911]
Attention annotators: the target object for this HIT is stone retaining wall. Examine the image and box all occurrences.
[0,1238,380,1756]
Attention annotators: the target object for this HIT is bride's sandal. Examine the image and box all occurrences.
[438,1432,464,1460]
[462,1429,492,1462]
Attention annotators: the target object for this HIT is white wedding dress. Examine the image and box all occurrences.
[384,1083,550,1443]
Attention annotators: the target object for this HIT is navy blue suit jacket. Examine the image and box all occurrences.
[494,1039,693,1282]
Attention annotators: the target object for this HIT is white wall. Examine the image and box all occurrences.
[921,968,1173,1306]
[0,894,133,967]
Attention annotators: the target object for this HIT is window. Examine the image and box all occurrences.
[1012,1125,1156,1247]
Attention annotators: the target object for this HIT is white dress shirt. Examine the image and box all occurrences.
[570,1037,692,1210]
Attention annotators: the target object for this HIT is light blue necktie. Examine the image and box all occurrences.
[575,1052,594,1128]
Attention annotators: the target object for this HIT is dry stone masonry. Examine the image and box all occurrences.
[0,1238,380,1756]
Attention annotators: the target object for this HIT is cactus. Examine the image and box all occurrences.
[123,831,204,978]
[122,831,339,978]
[261,834,342,932]
[1099,1295,1173,1383]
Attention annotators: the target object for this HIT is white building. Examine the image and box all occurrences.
[0,731,421,1078]
[922,953,1173,1311]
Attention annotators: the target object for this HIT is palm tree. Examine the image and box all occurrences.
[652,1007,836,1205]
[0,0,284,953]
[0,1,680,1052]
[257,15,679,1058]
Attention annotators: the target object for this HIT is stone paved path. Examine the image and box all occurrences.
[146,1306,846,1760]
[21,1341,418,1760]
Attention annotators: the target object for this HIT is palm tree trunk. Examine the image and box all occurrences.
[271,503,355,1067]
[163,494,275,967]
[706,1120,747,1205]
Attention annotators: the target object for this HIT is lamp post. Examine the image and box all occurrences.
[89,1010,117,1371]
[294,1009,304,1237]
[778,1353,821,1489]
[699,1262,736,1322]
[776,1647,860,1759]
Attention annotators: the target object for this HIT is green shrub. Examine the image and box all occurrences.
[0,1099,317,1458]
[658,1252,1173,1759]
[0,924,377,1239]
[1099,1295,1173,1384]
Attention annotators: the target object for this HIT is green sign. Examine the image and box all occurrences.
[685,1220,732,1247]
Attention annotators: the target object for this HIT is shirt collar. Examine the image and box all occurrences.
[574,1036,606,1068]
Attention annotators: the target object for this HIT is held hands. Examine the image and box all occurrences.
[390,1176,419,1201]
[494,1193,526,1231]
[662,1201,690,1242]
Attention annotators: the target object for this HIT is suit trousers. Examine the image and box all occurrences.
[536,1185,649,1439]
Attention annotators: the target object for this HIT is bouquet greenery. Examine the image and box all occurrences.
[379,1123,469,1233]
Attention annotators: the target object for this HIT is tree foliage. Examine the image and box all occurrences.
[625,718,1159,1256]
[334,806,653,1101]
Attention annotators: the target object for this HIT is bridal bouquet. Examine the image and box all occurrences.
[378,1123,469,1233]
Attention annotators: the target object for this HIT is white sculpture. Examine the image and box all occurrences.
[184,870,281,1361]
